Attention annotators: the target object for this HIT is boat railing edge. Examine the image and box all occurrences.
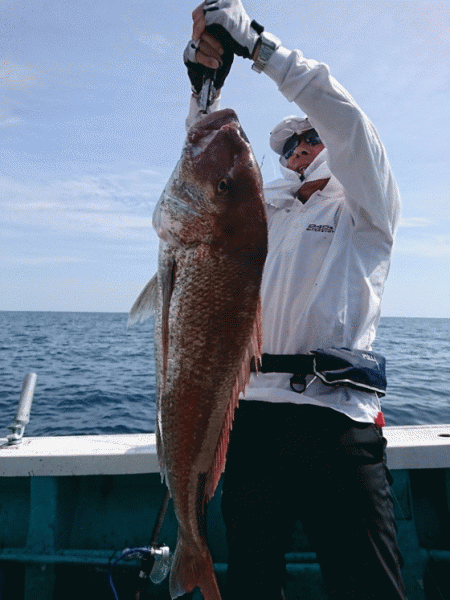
[1,424,450,476]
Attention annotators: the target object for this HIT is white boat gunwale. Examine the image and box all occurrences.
[1,424,450,477]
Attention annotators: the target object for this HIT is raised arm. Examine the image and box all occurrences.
[189,0,400,239]
[262,47,401,239]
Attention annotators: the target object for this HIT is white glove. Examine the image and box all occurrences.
[203,0,264,59]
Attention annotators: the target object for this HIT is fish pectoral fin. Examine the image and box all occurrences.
[128,274,158,326]
[156,421,167,483]
[159,255,177,380]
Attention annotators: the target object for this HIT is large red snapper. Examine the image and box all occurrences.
[129,109,267,600]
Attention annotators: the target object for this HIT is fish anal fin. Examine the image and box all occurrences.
[205,297,263,499]
[128,274,158,326]
[169,533,221,600]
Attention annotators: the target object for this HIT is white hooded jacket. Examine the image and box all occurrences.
[187,45,401,423]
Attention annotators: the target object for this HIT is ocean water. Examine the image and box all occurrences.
[0,312,449,437]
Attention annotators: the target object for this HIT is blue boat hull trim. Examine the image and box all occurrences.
[0,426,449,599]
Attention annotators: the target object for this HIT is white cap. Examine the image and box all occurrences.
[269,115,313,156]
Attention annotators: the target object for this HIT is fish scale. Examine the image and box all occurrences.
[130,109,267,600]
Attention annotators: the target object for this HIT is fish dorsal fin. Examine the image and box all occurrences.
[205,297,263,499]
[128,274,158,326]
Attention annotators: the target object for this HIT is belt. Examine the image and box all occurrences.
[250,349,387,396]
[250,353,314,392]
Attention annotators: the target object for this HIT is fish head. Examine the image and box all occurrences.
[153,109,267,255]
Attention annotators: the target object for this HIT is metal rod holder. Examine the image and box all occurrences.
[7,373,37,445]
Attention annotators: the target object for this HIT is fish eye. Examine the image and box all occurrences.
[217,177,231,194]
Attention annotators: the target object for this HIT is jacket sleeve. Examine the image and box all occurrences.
[264,46,401,240]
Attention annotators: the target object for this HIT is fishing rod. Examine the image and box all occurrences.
[134,486,172,599]
[108,486,172,600]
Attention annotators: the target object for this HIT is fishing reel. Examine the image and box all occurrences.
[109,544,172,600]
[138,544,172,584]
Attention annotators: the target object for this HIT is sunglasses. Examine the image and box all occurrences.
[282,129,322,160]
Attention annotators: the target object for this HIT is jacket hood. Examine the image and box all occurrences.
[264,149,337,208]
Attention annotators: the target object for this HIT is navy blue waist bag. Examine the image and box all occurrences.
[311,347,386,397]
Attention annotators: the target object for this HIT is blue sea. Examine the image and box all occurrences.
[0,312,449,437]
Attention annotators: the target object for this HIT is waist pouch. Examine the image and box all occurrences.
[251,347,386,396]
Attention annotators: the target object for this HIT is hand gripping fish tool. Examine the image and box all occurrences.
[197,23,235,114]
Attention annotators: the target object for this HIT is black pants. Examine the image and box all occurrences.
[222,402,407,600]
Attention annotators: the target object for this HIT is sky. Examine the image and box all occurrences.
[1,0,449,317]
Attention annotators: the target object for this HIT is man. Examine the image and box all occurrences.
[184,1,407,599]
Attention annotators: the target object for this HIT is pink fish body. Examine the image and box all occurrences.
[130,109,267,599]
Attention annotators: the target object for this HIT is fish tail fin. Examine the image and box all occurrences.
[169,534,221,600]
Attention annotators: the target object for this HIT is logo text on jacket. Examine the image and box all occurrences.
[306,223,335,233]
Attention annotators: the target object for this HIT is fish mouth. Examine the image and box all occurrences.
[193,108,239,132]
[188,109,250,155]
[158,191,200,214]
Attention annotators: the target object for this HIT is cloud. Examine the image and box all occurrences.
[398,217,431,228]
[1,59,45,130]
[0,116,24,128]
[0,169,164,240]
[137,32,172,55]
[0,59,45,91]
[1,169,165,206]
[0,168,162,283]
[395,209,450,257]
[2,255,84,265]
[3,203,153,240]
[395,234,450,258]
[64,211,153,238]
